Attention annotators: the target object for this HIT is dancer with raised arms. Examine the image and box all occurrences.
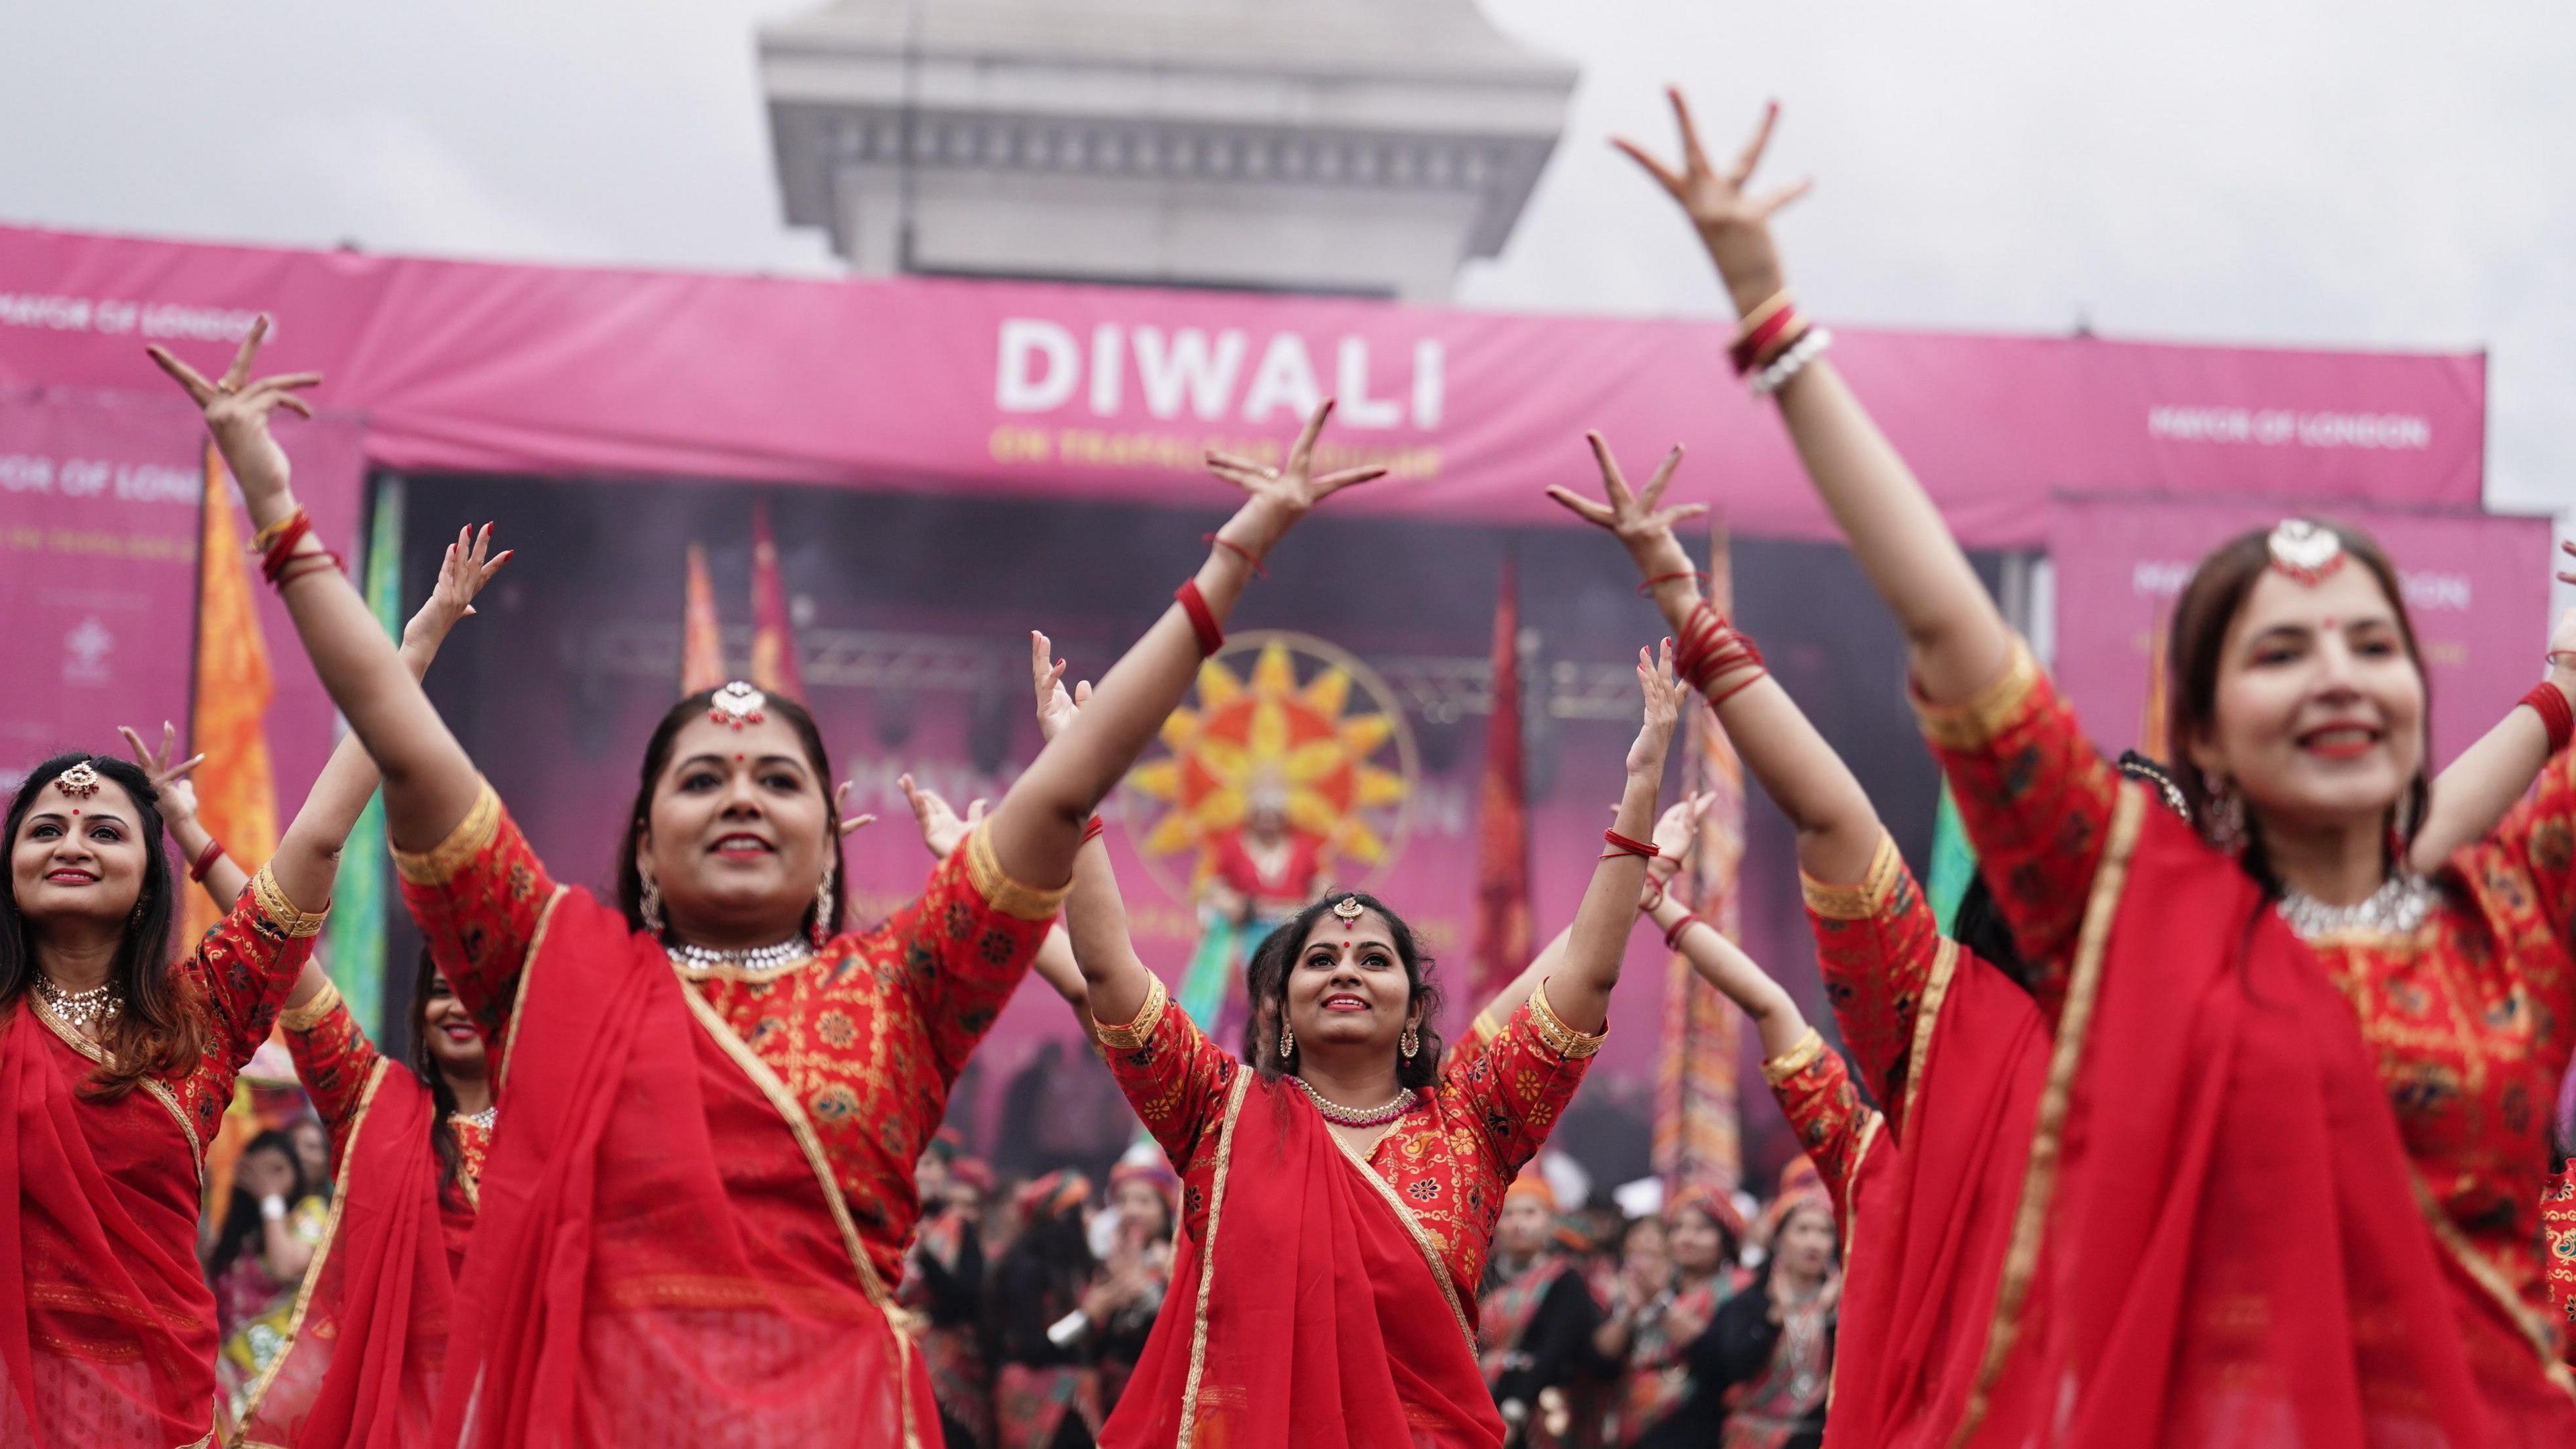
[1028,621,1681,1448]
[148,320,1381,1448]
[1606,85,2576,1443]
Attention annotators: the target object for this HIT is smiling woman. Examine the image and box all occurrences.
[0,744,343,1449]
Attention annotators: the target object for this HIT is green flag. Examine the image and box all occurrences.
[1925,780,1978,934]
[321,476,405,1039]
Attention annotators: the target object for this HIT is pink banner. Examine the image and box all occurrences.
[0,388,365,806]
[2047,496,2551,771]
[0,224,2482,547]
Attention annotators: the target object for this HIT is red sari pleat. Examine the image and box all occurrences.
[1101,1077,1503,1449]
[229,1060,449,1448]
[1819,954,2051,1449]
[0,1006,217,1449]
[1964,791,2510,1446]
[431,892,931,1448]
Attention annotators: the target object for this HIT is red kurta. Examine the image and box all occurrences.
[1,865,321,1449]
[1927,639,2576,1440]
[1095,973,1599,1447]
[396,784,1059,1446]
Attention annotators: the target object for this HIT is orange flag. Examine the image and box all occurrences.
[682,541,726,694]
[1469,553,1531,1002]
[749,498,805,700]
[184,441,279,948]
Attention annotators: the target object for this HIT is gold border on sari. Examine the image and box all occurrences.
[390,781,501,888]
[248,864,327,940]
[1176,1069,1252,1448]
[2404,1169,2576,1399]
[275,979,343,1034]
[493,885,566,1094]
[27,992,205,1180]
[675,974,922,1449]
[1093,973,1169,1052]
[1760,1028,1826,1088]
[1900,938,1961,1131]
[1913,637,2041,751]
[966,824,1073,922]
[229,1059,386,1446]
[1801,833,1906,921]
[1950,781,2145,1449]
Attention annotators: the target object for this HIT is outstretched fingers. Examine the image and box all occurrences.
[1728,98,1778,186]
[217,315,273,392]
[1609,135,1684,196]
[1313,463,1387,496]
[1544,484,1617,528]
[1672,87,1717,178]
[1638,445,1685,513]
[1587,431,1636,511]
[1752,176,1814,221]
[145,345,219,405]
[1285,398,1338,476]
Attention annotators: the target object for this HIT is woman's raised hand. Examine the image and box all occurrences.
[1628,637,1688,781]
[145,315,321,507]
[1611,89,1811,311]
[1647,792,1713,885]
[1030,631,1093,745]
[1549,433,1704,582]
[831,781,877,839]
[119,721,205,825]
[900,773,985,860]
[405,525,515,651]
[1201,399,1386,557]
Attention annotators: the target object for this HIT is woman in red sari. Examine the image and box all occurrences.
[149,321,1381,1448]
[1608,85,2576,1442]
[1,725,366,1448]
[1028,627,1684,1448]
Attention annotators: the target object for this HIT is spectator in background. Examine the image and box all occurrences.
[1599,1185,1748,1447]
[1479,1169,1603,1448]
[1094,1159,1175,1415]
[207,1127,327,1417]
[989,1170,1105,1449]
[1703,1169,1840,1449]
[285,1114,332,1201]
[906,1140,994,1448]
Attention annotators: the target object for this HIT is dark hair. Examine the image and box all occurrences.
[1947,874,2031,993]
[1668,1198,1745,1267]
[988,1182,1096,1342]
[2165,522,2429,892]
[407,947,470,1208]
[2,753,201,1099]
[613,688,847,941]
[1241,892,1444,1092]
[205,1128,311,1282]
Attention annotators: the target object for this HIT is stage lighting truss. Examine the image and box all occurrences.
[566,620,1642,722]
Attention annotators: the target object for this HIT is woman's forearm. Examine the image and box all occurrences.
[1064,838,1156,1026]
[264,610,460,911]
[1645,894,1807,1058]
[1552,767,1664,1032]
[2411,669,2576,869]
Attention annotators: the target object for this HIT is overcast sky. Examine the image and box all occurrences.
[7,1,2573,519]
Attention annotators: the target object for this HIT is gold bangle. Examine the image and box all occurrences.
[1733,289,1794,340]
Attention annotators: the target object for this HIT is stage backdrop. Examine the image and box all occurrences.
[0,390,364,799]
[2048,496,2553,769]
[0,223,2481,546]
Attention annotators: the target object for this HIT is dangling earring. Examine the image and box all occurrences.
[2201,772,2245,854]
[811,874,836,948]
[640,870,665,936]
[1401,1023,1419,1060]
[1277,1022,1296,1063]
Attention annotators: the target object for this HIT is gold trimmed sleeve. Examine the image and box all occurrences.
[1469,1009,1504,1046]
[1913,635,2041,751]
[276,979,345,1033]
[1801,833,1907,921]
[965,824,1074,922]
[1093,972,1169,1051]
[1527,980,1607,1060]
[392,780,502,888]
[1762,1026,1827,1087]
[249,863,329,938]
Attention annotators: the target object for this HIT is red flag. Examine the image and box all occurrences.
[1469,553,1532,1002]
[682,541,725,694]
[749,497,805,701]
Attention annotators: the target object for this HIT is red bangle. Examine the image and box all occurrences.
[256,510,315,584]
[1639,879,1666,914]
[1601,828,1660,861]
[1635,570,1707,598]
[2524,682,2574,755]
[1662,912,1703,951]
[1675,600,1766,698]
[1729,307,1801,376]
[1081,814,1106,846]
[189,837,226,883]
[1202,534,1267,578]
[272,549,345,587]
[1175,579,1222,658]
[1708,669,1769,710]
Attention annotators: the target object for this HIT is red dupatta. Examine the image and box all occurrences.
[0,1001,218,1449]
[1820,941,2050,1449]
[1953,786,2512,1446]
[1100,1075,1505,1449]
[429,890,934,1448]
[228,1060,449,1448]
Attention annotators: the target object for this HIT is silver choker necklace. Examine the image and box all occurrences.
[34,975,121,1032]
[1291,1075,1419,1128]
[665,937,813,977]
[451,1105,497,1131]
[2277,872,2434,941]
